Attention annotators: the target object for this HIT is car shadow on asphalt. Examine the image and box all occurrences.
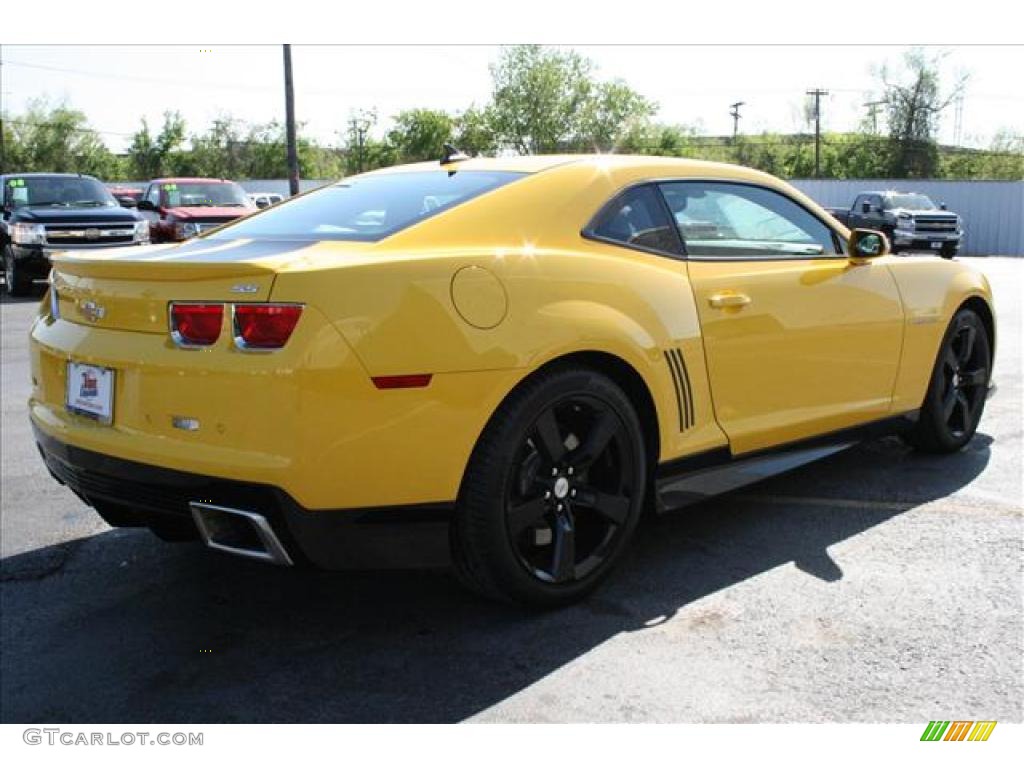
[0,434,992,723]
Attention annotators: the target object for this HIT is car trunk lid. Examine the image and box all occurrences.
[50,238,340,334]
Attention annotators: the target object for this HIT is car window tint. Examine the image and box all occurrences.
[590,185,680,255]
[206,171,524,242]
[659,182,837,258]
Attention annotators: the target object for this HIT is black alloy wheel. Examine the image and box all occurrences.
[506,395,636,585]
[905,308,991,453]
[453,366,646,607]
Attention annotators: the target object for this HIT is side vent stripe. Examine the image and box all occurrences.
[673,349,695,428]
[663,350,685,432]
[664,348,695,432]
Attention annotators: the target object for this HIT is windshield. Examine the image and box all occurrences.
[5,176,118,209]
[884,193,937,210]
[162,181,253,208]
[206,170,526,242]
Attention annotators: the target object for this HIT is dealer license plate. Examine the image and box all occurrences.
[66,361,115,424]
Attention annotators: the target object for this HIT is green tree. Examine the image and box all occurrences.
[127,111,186,179]
[2,99,120,177]
[880,49,966,177]
[488,45,654,153]
[342,109,396,175]
[453,106,497,156]
[388,109,455,163]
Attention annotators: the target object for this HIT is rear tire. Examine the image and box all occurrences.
[904,308,990,453]
[451,365,647,607]
[3,246,33,297]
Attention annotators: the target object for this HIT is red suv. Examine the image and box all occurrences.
[136,178,256,242]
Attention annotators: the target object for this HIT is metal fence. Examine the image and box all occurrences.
[790,179,1024,256]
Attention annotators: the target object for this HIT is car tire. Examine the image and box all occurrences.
[451,365,647,607]
[3,246,34,297]
[904,308,991,454]
[940,243,958,259]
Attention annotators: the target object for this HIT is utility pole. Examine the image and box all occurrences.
[806,88,829,178]
[952,92,965,146]
[863,99,887,134]
[282,44,299,197]
[729,101,745,140]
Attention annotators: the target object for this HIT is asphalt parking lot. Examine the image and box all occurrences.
[1,257,1021,724]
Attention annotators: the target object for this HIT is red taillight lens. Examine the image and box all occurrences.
[170,303,224,346]
[233,304,303,349]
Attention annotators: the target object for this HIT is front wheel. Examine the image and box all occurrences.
[3,246,34,297]
[904,308,991,453]
[452,366,647,607]
[940,243,958,259]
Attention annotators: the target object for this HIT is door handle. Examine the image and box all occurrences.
[708,292,751,308]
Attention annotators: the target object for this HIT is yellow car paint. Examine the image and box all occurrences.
[29,154,993,515]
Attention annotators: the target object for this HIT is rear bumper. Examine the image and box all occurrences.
[34,424,453,569]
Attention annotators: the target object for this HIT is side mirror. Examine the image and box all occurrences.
[940,202,947,210]
[860,201,871,214]
[848,228,890,263]
[136,199,156,212]
[116,196,137,208]
[255,199,268,209]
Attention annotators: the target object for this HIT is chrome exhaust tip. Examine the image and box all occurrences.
[189,502,293,566]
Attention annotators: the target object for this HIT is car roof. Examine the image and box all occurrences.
[357,153,784,183]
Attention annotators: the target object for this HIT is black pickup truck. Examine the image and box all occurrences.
[1,173,150,296]
[825,190,962,258]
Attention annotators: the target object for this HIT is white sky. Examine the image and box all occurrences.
[2,44,1021,153]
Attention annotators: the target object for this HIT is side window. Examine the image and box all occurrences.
[146,185,161,207]
[589,185,681,255]
[855,194,869,212]
[658,182,838,258]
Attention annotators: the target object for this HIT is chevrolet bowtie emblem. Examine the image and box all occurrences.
[78,300,106,322]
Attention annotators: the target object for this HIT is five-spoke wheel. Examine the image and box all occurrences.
[905,307,991,453]
[452,366,646,606]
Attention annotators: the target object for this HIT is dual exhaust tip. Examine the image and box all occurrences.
[189,502,293,566]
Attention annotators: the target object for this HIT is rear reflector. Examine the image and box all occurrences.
[371,374,433,389]
[170,303,224,346]
[233,304,303,349]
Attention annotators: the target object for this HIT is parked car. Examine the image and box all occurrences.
[825,190,962,258]
[30,154,994,606]
[248,192,285,209]
[135,177,256,242]
[2,173,149,297]
[107,185,144,208]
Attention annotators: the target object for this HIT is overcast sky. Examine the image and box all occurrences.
[2,45,1021,153]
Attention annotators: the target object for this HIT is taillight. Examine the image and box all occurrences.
[233,304,303,350]
[169,303,224,347]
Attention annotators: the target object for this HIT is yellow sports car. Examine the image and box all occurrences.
[29,152,995,606]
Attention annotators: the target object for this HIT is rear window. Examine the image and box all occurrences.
[207,170,525,242]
